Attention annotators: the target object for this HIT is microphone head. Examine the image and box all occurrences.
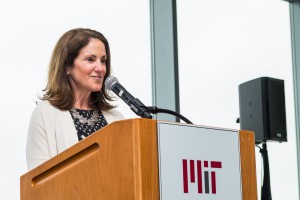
[105,76,119,90]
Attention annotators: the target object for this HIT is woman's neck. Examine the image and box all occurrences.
[73,92,92,110]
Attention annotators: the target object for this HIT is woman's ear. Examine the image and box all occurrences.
[66,66,71,75]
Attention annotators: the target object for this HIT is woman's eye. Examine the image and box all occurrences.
[101,59,107,64]
[86,57,94,62]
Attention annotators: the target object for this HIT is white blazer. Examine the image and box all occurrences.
[26,101,124,170]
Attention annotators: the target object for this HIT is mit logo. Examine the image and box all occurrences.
[182,159,222,194]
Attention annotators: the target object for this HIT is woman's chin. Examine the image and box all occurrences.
[90,85,102,92]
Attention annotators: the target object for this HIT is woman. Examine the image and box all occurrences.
[26,28,124,170]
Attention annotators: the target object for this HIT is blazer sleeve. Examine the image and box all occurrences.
[26,104,51,171]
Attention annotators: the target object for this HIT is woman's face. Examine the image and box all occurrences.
[67,38,107,97]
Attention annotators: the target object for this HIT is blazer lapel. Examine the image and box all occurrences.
[55,109,78,154]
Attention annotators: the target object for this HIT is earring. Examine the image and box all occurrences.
[66,72,70,75]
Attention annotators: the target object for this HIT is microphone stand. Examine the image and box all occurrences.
[260,141,272,200]
[144,106,193,124]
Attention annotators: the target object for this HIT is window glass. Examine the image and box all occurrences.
[177,0,298,199]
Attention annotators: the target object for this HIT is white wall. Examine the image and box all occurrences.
[177,0,298,199]
[0,0,151,199]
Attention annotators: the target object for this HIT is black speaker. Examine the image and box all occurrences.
[238,77,287,144]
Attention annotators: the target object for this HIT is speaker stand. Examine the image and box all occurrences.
[260,141,272,200]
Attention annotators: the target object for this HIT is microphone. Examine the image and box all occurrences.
[105,76,152,119]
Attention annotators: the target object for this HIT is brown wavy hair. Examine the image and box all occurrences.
[42,28,115,111]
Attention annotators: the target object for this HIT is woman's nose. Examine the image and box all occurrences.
[94,60,105,71]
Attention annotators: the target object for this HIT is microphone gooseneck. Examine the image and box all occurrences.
[105,76,193,124]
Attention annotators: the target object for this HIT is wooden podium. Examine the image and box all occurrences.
[20,119,257,200]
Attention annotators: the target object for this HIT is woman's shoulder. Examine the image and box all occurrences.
[33,100,56,112]
[30,101,68,125]
[30,101,62,119]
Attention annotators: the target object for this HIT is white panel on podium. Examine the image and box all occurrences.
[157,121,242,200]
